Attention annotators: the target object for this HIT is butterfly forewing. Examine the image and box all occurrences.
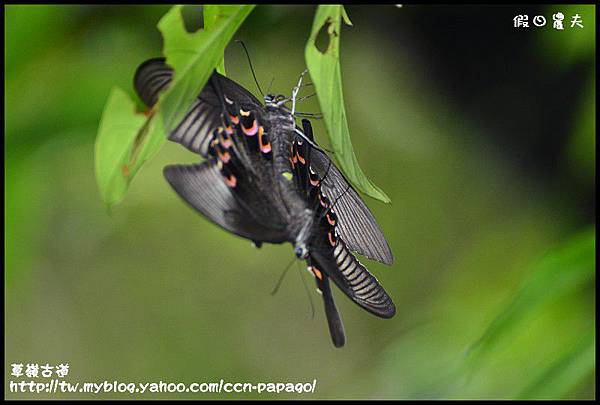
[134,58,264,156]
[309,149,394,265]
[164,163,288,244]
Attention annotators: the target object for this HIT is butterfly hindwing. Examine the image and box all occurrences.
[163,162,287,244]
[310,243,396,319]
[134,58,173,106]
[134,57,264,156]
[309,151,394,266]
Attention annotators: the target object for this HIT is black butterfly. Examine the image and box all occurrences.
[134,58,395,347]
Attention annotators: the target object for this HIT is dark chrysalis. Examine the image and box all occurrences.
[134,58,395,348]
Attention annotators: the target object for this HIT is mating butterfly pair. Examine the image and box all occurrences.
[134,58,395,347]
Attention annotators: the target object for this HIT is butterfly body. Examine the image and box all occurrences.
[135,58,396,348]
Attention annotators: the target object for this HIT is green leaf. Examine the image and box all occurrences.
[94,5,254,208]
[305,5,391,203]
[518,331,595,399]
[128,112,166,179]
[94,87,157,208]
[94,89,166,209]
[468,228,595,359]
[204,5,227,75]
[157,4,255,134]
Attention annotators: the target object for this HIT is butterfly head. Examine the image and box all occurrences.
[264,93,288,109]
[294,244,309,260]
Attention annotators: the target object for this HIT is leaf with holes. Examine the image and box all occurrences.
[305,5,391,203]
[94,5,254,208]
[157,4,255,134]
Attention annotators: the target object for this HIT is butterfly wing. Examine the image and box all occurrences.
[309,240,395,319]
[138,58,289,243]
[290,135,395,318]
[134,57,264,156]
[164,162,288,244]
[294,119,393,265]
[311,152,394,265]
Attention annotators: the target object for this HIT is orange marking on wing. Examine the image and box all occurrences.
[242,120,258,136]
[260,143,272,154]
[259,129,272,153]
[220,134,233,148]
[225,174,237,188]
[312,267,323,280]
[218,150,231,163]
[326,212,336,226]
[319,193,329,208]
[328,231,337,246]
[229,115,240,125]
[296,151,306,165]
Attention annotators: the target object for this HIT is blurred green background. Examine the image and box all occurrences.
[5,4,595,399]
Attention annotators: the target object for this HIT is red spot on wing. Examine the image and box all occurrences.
[225,174,237,188]
[328,230,337,246]
[242,120,258,136]
[258,127,271,153]
[311,267,323,280]
[326,212,336,226]
[319,193,329,208]
[218,150,231,163]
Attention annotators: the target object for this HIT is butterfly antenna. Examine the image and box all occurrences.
[267,77,275,95]
[297,261,316,319]
[236,40,264,97]
[271,256,296,295]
